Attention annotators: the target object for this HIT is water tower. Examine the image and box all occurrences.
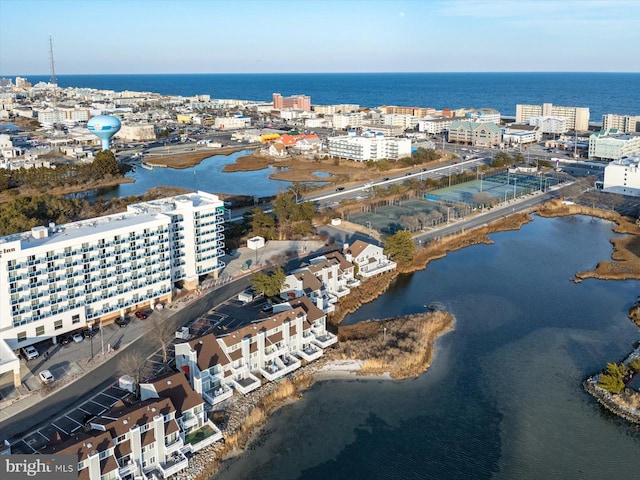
[87,115,121,150]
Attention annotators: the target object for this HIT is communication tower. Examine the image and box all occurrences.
[49,34,57,86]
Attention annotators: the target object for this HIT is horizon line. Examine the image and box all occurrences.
[2,71,640,77]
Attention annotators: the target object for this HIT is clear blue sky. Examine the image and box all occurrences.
[1,0,639,75]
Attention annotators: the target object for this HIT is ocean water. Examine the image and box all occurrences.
[20,72,640,119]
[213,216,640,480]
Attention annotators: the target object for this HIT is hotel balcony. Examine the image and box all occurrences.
[202,384,233,406]
[296,344,323,362]
[259,354,301,381]
[158,450,188,478]
[231,372,262,395]
[182,420,223,453]
[312,332,338,349]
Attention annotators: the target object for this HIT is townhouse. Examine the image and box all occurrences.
[344,240,397,278]
[176,296,337,405]
[41,371,224,480]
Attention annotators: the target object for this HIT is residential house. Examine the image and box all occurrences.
[344,240,397,278]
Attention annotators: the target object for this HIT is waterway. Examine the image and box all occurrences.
[72,150,298,201]
[213,215,640,480]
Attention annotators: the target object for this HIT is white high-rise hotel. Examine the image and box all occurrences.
[0,192,225,354]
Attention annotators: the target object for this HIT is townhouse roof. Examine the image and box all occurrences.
[187,334,232,371]
[324,250,353,271]
[96,398,175,438]
[141,371,204,417]
[293,270,322,293]
[287,295,326,323]
[100,456,119,475]
[347,239,375,259]
[114,439,132,459]
[141,430,156,448]
[165,419,180,436]
[42,430,113,462]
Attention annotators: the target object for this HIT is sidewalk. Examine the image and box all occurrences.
[0,239,328,426]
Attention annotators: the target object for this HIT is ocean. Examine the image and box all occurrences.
[19,72,640,120]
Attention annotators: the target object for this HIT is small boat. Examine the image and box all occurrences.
[140,162,154,171]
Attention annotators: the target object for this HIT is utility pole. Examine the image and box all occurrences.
[48,34,57,86]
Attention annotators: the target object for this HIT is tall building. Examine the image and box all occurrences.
[602,114,640,134]
[0,192,225,357]
[272,93,311,111]
[516,103,589,131]
[327,132,412,161]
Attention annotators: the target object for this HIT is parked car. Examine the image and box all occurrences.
[73,333,84,343]
[383,177,390,181]
[135,311,148,320]
[21,345,39,360]
[115,316,130,328]
[335,187,345,192]
[82,327,99,338]
[60,335,73,346]
[39,369,54,384]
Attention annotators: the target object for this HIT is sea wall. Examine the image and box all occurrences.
[583,379,640,425]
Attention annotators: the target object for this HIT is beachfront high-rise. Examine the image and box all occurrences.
[516,103,590,131]
[0,192,225,357]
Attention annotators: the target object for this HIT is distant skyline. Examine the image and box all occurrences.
[1,0,639,76]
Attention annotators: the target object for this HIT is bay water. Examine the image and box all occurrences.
[213,215,640,480]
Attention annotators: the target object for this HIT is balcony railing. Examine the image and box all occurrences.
[202,384,233,406]
[182,420,223,453]
[158,451,188,478]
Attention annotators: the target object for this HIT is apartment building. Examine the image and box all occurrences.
[516,103,589,131]
[602,114,640,134]
[272,93,311,112]
[379,105,436,118]
[418,117,453,134]
[447,121,502,147]
[313,104,360,115]
[603,156,640,196]
[176,296,337,404]
[528,116,568,134]
[327,133,412,161]
[331,112,367,130]
[0,192,225,360]
[588,132,640,160]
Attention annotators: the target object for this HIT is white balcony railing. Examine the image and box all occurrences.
[202,384,233,406]
[158,451,188,478]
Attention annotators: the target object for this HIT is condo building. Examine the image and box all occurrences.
[327,132,412,161]
[602,114,640,134]
[516,103,589,131]
[272,93,311,112]
[528,116,568,135]
[0,192,225,361]
[447,121,502,147]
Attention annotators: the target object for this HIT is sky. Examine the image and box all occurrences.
[1,0,639,75]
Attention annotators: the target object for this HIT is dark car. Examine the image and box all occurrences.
[82,327,99,338]
[60,335,73,346]
[115,316,130,328]
[135,311,148,320]
[405,172,413,176]
[335,187,345,192]
[383,177,390,181]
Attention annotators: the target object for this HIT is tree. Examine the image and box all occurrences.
[629,358,640,373]
[146,316,176,367]
[492,152,512,168]
[93,150,120,177]
[384,230,415,266]
[251,267,286,297]
[597,362,627,394]
[117,351,154,398]
[246,207,276,239]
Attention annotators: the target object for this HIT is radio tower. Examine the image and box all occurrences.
[49,34,57,87]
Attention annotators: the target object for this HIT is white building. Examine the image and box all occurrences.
[214,116,251,130]
[588,133,640,160]
[344,240,397,278]
[448,121,502,147]
[116,123,156,141]
[381,113,420,131]
[603,157,640,196]
[516,103,589,131]
[602,114,640,134]
[328,133,412,161]
[418,117,453,134]
[176,296,337,403]
[529,116,568,134]
[0,192,225,360]
[331,112,367,130]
